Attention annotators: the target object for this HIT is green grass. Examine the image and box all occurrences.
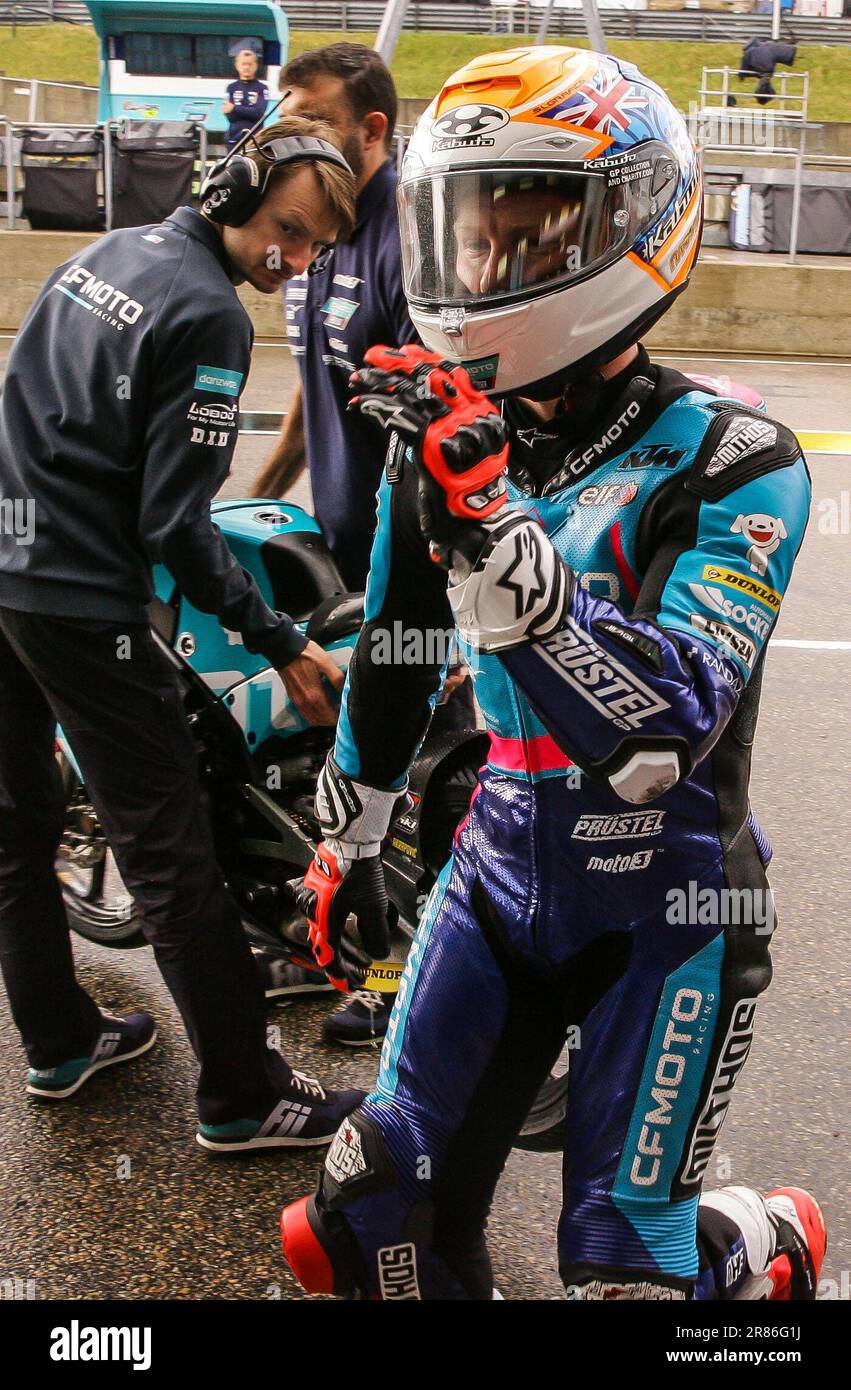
[2,26,849,120]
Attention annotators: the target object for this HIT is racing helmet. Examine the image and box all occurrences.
[398,46,701,397]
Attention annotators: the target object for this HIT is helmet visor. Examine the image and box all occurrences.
[399,158,678,309]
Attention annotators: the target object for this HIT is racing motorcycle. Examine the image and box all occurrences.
[52,496,569,1150]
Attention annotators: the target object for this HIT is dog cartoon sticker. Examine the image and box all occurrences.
[730,513,787,576]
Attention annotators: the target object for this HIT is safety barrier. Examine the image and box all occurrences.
[1,3,851,45]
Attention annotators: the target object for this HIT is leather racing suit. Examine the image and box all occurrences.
[296,348,811,1299]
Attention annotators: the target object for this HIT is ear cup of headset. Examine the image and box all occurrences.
[200,154,264,227]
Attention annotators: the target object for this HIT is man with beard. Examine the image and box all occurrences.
[252,44,417,590]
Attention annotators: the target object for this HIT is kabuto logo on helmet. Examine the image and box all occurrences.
[431,104,509,149]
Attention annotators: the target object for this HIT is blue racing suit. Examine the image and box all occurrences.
[307,351,811,1299]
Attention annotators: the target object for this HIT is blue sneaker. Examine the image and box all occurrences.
[196,1071,365,1153]
[322,990,396,1048]
[26,1012,157,1100]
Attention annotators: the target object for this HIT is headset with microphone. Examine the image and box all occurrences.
[199,91,353,251]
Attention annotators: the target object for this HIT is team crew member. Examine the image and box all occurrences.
[223,48,269,149]
[281,50,826,1297]
[252,48,472,1046]
[251,43,418,591]
[0,117,364,1152]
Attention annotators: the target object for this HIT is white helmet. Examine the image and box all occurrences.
[398,46,701,397]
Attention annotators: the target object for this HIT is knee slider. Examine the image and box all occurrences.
[562,1267,690,1300]
[280,1193,363,1298]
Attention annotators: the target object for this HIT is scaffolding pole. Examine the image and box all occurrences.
[374,0,410,64]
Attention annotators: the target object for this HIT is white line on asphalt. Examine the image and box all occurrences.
[772,639,851,649]
[654,353,851,370]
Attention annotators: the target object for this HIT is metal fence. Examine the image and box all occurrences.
[1,2,851,44]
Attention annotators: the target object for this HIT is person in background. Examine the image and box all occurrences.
[251,43,473,1048]
[0,117,362,1154]
[223,47,269,149]
[251,43,416,591]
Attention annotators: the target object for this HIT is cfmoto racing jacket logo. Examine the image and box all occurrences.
[630,987,707,1189]
[537,618,670,732]
[55,264,144,330]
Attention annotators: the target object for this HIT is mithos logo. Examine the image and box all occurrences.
[680,999,756,1186]
[537,618,669,731]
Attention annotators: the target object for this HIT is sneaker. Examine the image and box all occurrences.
[253,949,335,1001]
[764,1187,827,1300]
[196,1071,365,1153]
[26,1012,157,1100]
[322,990,395,1048]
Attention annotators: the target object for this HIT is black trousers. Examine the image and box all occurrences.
[0,607,291,1124]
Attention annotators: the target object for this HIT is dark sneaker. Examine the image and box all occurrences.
[322,990,395,1048]
[196,1071,365,1153]
[253,949,335,1001]
[26,1012,157,1100]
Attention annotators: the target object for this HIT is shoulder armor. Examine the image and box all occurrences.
[685,402,800,502]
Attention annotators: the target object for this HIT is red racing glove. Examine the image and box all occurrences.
[291,756,400,992]
[294,844,392,994]
[349,344,509,562]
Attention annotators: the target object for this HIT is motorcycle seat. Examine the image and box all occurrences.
[306,593,364,646]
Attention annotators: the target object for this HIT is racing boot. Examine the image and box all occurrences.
[698,1184,826,1300]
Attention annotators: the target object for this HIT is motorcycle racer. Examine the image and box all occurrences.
[282,48,825,1298]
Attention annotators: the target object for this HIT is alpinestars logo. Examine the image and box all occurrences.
[680,999,757,1185]
[496,526,547,618]
[705,417,777,479]
[537,618,669,732]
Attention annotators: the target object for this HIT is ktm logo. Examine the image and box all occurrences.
[618,446,686,471]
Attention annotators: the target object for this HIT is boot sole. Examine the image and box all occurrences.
[196,1130,338,1153]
